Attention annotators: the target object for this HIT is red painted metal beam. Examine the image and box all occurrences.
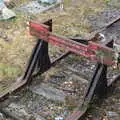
[28,21,114,65]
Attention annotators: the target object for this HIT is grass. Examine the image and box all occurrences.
[0,63,21,80]
[35,0,107,37]
[0,12,35,92]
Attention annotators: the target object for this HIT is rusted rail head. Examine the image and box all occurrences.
[28,20,114,65]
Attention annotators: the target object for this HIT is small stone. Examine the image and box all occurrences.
[114,87,120,93]
[106,111,119,118]
[36,115,46,120]
[2,7,16,20]
[90,65,95,70]
[102,116,109,120]
[0,112,4,120]
[55,116,64,120]
[40,0,56,4]
[63,111,68,116]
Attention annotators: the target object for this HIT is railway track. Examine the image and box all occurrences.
[0,53,119,120]
[0,17,120,120]
[0,54,94,120]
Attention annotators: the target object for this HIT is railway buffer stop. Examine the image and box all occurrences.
[0,18,120,120]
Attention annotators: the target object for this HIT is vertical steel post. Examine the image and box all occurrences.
[83,40,113,105]
[21,20,52,82]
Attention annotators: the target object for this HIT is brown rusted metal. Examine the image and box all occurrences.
[29,21,114,65]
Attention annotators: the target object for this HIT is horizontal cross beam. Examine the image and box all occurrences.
[28,20,114,65]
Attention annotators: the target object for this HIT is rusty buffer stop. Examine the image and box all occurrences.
[1,19,120,120]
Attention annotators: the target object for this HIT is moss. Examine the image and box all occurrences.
[0,63,22,80]
[65,96,77,111]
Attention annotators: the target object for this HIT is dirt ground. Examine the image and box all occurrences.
[0,0,120,120]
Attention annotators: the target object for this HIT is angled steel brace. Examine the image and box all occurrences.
[22,39,51,82]
[22,20,52,82]
[66,40,113,120]
[83,40,113,103]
